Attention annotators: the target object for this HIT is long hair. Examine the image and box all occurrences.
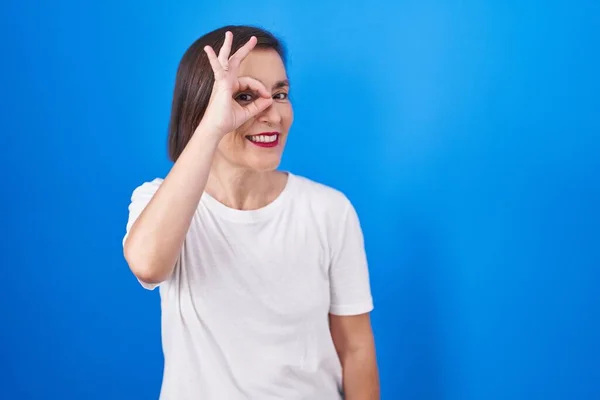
[167,25,287,162]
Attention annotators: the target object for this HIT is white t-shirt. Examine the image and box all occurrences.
[123,172,374,400]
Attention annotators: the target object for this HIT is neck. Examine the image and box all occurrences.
[205,161,287,211]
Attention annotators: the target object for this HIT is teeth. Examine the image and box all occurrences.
[248,135,277,143]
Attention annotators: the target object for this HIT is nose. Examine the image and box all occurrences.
[257,102,282,127]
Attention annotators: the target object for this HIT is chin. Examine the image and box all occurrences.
[245,155,282,172]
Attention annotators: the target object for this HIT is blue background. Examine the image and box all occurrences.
[1,0,599,399]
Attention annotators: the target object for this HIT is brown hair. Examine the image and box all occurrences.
[167,25,287,162]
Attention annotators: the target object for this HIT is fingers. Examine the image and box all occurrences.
[204,33,258,80]
[218,31,233,69]
[243,96,273,120]
[203,45,224,79]
[237,76,272,120]
[229,36,257,69]
[237,76,270,98]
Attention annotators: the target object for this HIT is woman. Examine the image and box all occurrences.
[123,25,379,399]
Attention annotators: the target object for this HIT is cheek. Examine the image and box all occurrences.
[218,132,241,152]
[234,119,254,141]
[280,104,294,129]
[217,129,251,158]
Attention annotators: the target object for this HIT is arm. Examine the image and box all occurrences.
[123,31,272,285]
[123,129,220,285]
[328,199,379,398]
[330,313,380,400]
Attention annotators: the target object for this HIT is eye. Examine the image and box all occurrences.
[274,92,288,101]
[235,92,255,103]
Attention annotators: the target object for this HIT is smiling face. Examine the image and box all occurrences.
[214,48,293,172]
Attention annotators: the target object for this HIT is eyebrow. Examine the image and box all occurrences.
[241,77,290,90]
[273,79,290,90]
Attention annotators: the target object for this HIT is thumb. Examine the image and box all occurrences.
[243,97,273,120]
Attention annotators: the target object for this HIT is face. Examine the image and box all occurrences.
[215,49,293,172]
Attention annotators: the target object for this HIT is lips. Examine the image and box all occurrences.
[245,132,280,148]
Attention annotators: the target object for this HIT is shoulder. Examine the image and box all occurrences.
[288,174,366,254]
[129,178,164,200]
[288,173,354,215]
[125,178,164,212]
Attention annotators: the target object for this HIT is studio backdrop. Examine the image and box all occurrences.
[1,0,598,399]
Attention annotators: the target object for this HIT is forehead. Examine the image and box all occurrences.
[238,49,287,83]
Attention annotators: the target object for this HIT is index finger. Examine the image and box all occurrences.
[204,45,224,79]
[228,36,258,68]
[218,31,233,65]
[237,76,270,98]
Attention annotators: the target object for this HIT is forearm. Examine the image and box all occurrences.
[341,348,380,400]
[124,126,220,283]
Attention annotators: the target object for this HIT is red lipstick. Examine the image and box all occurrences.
[245,132,280,148]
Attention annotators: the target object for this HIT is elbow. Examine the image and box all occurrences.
[130,264,167,286]
[123,237,170,285]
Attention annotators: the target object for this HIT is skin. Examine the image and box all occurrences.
[330,313,380,399]
[205,48,293,211]
[124,31,379,399]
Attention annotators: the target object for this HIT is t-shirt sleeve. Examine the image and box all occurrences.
[328,200,374,316]
[123,179,163,290]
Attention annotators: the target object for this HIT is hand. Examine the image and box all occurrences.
[198,31,273,138]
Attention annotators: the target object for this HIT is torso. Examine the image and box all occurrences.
[151,173,349,399]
